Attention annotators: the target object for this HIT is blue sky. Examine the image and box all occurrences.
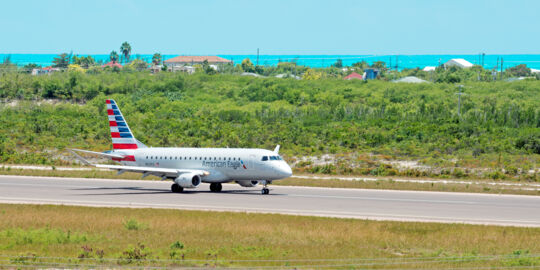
[1,0,539,55]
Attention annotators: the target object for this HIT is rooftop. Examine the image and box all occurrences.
[165,55,232,63]
[102,61,123,68]
[344,72,364,80]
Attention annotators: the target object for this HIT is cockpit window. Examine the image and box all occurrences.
[263,155,283,161]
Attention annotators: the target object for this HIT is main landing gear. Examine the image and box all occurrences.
[261,180,271,195]
[209,183,222,192]
[171,183,183,193]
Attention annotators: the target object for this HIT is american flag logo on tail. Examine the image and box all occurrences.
[106,99,139,150]
[240,160,247,169]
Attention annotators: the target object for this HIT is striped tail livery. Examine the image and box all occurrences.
[106,99,140,150]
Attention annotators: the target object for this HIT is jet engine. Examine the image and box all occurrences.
[175,173,201,188]
[236,180,259,187]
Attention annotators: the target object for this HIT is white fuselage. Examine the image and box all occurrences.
[114,147,292,183]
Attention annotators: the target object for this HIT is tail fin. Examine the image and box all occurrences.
[106,99,146,150]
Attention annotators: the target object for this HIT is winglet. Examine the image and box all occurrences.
[67,149,93,166]
[273,144,280,154]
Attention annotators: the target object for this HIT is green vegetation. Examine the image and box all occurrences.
[0,204,538,268]
[0,71,539,181]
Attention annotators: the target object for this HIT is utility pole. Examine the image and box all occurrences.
[500,57,504,80]
[456,85,465,118]
[256,48,259,66]
[482,53,485,67]
[495,57,499,81]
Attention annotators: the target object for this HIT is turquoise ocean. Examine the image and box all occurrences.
[2,54,540,70]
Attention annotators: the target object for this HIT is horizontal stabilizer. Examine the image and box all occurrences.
[70,149,125,159]
[67,149,92,165]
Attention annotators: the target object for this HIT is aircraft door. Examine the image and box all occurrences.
[249,154,256,170]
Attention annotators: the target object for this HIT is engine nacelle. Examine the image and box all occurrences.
[175,173,201,188]
[236,180,259,187]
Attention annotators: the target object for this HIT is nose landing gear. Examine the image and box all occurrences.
[261,180,272,195]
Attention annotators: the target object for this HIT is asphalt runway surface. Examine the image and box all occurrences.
[0,175,539,227]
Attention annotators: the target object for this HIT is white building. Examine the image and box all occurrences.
[423,66,436,72]
[392,76,429,83]
[444,59,473,69]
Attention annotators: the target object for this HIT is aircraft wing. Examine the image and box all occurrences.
[95,164,209,179]
[68,149,209,179]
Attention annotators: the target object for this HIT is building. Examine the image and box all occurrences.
[169,65,195,74]
[32,66,60,75]
[164,56,232,68]
[531,68,540,74]
[363,68,379,80]
[102,61,123,68]
[343,72,363,80]
[423,66,436,72]
[444,59,473,69]
[392,76,429,83]
[149,65,162,73]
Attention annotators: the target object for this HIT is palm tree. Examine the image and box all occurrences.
[152,53,162,65]
[120,42,131,63]
[109,51,119,63]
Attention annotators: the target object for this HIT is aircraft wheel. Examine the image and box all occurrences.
[171,183,183,193]
[210,183,222,192]
[261,188,269,195]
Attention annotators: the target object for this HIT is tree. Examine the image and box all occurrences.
[241,58,255,72]
[72,55,96,69]
[120,42,132,63]
[303,68,324,80]
[333,59,343,68]
[0,55,17,73]
[129,59,148,71]
[506,64,531,77]
[152,53,162,65]
[22,63,40,73]
[110,51,119,63]
[371,61,386,70]
[52,53,70,68]
[352,61,368,69]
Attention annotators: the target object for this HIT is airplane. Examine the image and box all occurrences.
[70,99,293,195]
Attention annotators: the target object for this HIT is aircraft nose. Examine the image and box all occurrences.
[279,164,293,178]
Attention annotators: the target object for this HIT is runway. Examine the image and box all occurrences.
[1,175,539,227]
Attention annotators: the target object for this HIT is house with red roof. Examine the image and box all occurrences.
[102,61,123,68]
[344,72,364,80]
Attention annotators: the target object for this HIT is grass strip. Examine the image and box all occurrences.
[0,204,538,268]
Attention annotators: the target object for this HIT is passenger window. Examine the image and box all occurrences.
[262,156,268,161]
